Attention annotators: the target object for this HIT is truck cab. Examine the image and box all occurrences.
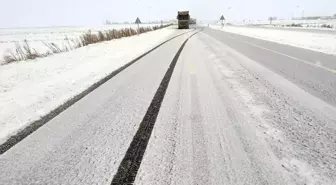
[177,11,190,29]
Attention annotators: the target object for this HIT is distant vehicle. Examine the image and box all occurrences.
[189,18,197,25]
[177,11,190,29]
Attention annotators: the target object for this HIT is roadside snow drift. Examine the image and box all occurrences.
[0,24,165,62]
[211,25,336,55]
[0,27,176,144]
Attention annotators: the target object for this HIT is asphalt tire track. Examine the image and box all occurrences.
[111,30,200,185]
[0,29,195,155]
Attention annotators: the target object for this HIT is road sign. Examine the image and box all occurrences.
[135,17,141,35]
[135,17,141,24]
[220,15,225,29]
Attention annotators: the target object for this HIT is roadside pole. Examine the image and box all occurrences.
[135,17,141,35]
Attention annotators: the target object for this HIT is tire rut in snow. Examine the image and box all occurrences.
[111,31,200,185]
[0,30,195,155]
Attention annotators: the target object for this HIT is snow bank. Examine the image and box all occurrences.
[211,25,336,55]
[0,27,176,144]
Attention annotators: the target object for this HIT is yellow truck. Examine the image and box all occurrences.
[177,11,190,29]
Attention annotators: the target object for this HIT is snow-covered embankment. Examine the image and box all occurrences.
[211,25,336,55]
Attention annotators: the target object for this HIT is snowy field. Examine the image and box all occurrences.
[249,19,336,30]
[211,25,336,55]
[221,19,336,30]
[0,24,162,62]
[0,26,178,144]
[253,19,336,25]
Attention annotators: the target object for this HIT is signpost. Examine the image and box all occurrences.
[220,15,225,28]
[135,17,141,34]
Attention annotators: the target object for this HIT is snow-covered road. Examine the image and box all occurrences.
[0,30,196,184]
[0,27,335,185]
[136,33,291,185]
[135,30,336,185]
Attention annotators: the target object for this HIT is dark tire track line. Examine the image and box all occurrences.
[111,30,200,185]
[0,29,194,155]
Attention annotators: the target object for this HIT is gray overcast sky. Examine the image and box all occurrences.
[0,0,334,28]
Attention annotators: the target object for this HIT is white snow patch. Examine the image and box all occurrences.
[0,27,176,144]
[210,25,336,55]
